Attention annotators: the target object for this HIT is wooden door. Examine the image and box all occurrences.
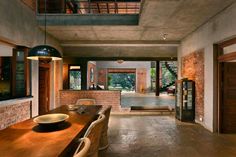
[39,66,50,115]
[221,62,236,133]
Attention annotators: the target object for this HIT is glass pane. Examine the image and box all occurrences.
[15,51,25,97]
[0,57,11,100]
[70,70,81,90]
[108,73,135,92]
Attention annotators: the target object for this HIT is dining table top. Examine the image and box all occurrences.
[0,105,102,157]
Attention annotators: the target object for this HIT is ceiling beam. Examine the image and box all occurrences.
[61,40,180,47]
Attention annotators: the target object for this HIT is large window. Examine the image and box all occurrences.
[0,47,30,101]
[108,72,135,92]
[69,66,81,90]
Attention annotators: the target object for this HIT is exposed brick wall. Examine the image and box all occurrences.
[59,90,121,112]
[0,100,31,130]
[181,50,204,121]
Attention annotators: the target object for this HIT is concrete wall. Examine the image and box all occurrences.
[0,0,63,117]
[96,61,151,91]
[0,42,14,56]
[178,3,236,132]
[0,0,61,51]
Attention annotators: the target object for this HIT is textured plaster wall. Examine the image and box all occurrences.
[0,0,61,52]
[0,0,63,117]
[178,3,236,132]
[0,42,14,56]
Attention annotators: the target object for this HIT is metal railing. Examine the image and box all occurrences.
[37,0,141,15]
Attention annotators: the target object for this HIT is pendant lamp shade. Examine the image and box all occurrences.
[27,0,62,61]
[27,45,62,60]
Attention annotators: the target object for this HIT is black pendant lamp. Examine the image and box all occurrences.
[27,0,62,61]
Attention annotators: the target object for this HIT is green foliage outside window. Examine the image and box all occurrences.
[108,73,135,92]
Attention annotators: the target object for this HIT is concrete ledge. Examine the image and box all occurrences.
[37,14,139,25]
[0,96,33,107]
[111,111,175,116]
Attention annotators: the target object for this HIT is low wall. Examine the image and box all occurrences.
[59,90,121,112]
[0,97,32,130]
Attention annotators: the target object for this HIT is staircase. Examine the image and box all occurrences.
[160,61,177,92]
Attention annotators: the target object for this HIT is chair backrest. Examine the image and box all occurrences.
[99,106,112,131]
[76,99,96,105]
[99,106,112,150]
[84,114,106,157]
[74,137,91,157]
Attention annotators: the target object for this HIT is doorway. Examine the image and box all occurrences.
[221,62,236,133]
[216,38,236,133]
[39,64,50,115]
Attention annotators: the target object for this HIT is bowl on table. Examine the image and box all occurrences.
[33,113,69,126]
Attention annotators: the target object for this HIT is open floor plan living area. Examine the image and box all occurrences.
[0,0,236,157]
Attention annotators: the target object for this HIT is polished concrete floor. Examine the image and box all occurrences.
[121,93,175,108]
[101,115,236,157]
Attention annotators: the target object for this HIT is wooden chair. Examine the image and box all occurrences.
[99,106,112,150]
[74,137,91,157]
[76,99,96,105]
[84,114,105,157]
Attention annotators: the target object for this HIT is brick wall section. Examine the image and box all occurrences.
[0,100,31,130]
[59,90,121,112]
[181,50,204,121]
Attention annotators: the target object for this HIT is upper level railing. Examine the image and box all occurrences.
[37,0,141,15]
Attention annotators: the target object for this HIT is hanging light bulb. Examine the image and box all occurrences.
[27,0,62,61]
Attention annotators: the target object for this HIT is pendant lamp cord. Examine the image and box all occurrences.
[44,0,47,45]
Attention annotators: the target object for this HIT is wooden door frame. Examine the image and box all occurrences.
[215,37,236,133]
[39,63,51,115]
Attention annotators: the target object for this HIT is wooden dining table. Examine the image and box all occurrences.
[0,105,102,157]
